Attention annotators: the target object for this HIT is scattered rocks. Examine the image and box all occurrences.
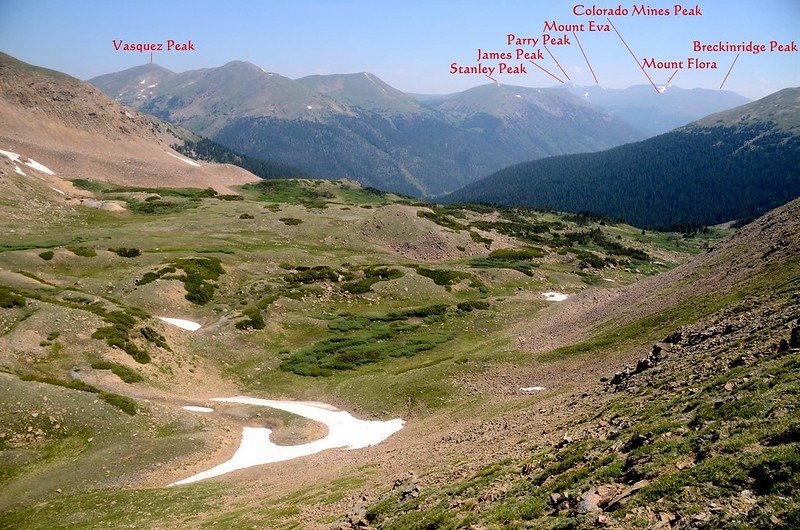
[392,471,421,501]
[609,343,668,389]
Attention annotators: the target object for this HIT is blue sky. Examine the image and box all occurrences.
[1,0,797,99]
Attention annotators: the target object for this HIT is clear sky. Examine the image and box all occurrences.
[1,0,798,99]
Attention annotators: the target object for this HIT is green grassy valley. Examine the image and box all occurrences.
[5,173,781,528]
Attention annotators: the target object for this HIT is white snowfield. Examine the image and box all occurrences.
[158,317,202,331]
[542,292,569,302]
[166,151,201,167]
[0,149,56,175]
[520,386,545,392]
[170,396,405,486]
[183,406,214,413]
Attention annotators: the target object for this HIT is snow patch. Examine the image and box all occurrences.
[158,317,202,331]
[24,158,55,175]
[363,72,387,93]
[51,187,66,195]
[166,152,201,167]
[140,79,145,85]
[0,149,21,163]
[542,292,568,302]
[14,165,26,176]
[147,84,158,88]
[183,406,214,413]
[520,386,545,392]
[169,396,405,485]
[0,149,55,175]
[307,105,313,109]
[515,94,522,98]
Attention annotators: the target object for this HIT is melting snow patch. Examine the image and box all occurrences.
[515,94,522,98]
[147,84,158,88]
[0,149,21,163]
[521,386,545,392]
[170,396,405,485]
[158,317,202,331]
[166,152,201,167]
[0,149,55,175]
[50,187,66,195]
[140,79,145,85]
[542,292,568,302]
[24,158,55,175]
[15,165,26,176]
[307,105,313,109]
[183,406,214,413]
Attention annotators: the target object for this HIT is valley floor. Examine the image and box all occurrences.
[0,175,797,529]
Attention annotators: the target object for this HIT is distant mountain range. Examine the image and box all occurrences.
[559,83,751,136]
[90,62,645,196]
[445,88,800,230]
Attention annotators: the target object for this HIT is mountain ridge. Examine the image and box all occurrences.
[444,87,800,230]
[560,83,751,136]
[89,63,646,196]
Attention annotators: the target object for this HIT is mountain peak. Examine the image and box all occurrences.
[296,72,425,115]
[560,83,751,135]
[221,60,266,72]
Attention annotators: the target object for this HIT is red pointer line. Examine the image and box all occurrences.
[606,18,660,94]
[529,60,564,84]
[485,74,498,84]
[544,45,570,81]
[666,69,679,85]
[150,51,153,63]
[719,53,740,89]
[572,31,599,85]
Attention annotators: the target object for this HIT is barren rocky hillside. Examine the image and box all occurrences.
[0,52,257,193]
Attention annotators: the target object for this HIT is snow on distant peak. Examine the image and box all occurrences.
[515,94,522,98]
[140,79,145,85]
[363,72,387,93]
[307,105,313,109]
